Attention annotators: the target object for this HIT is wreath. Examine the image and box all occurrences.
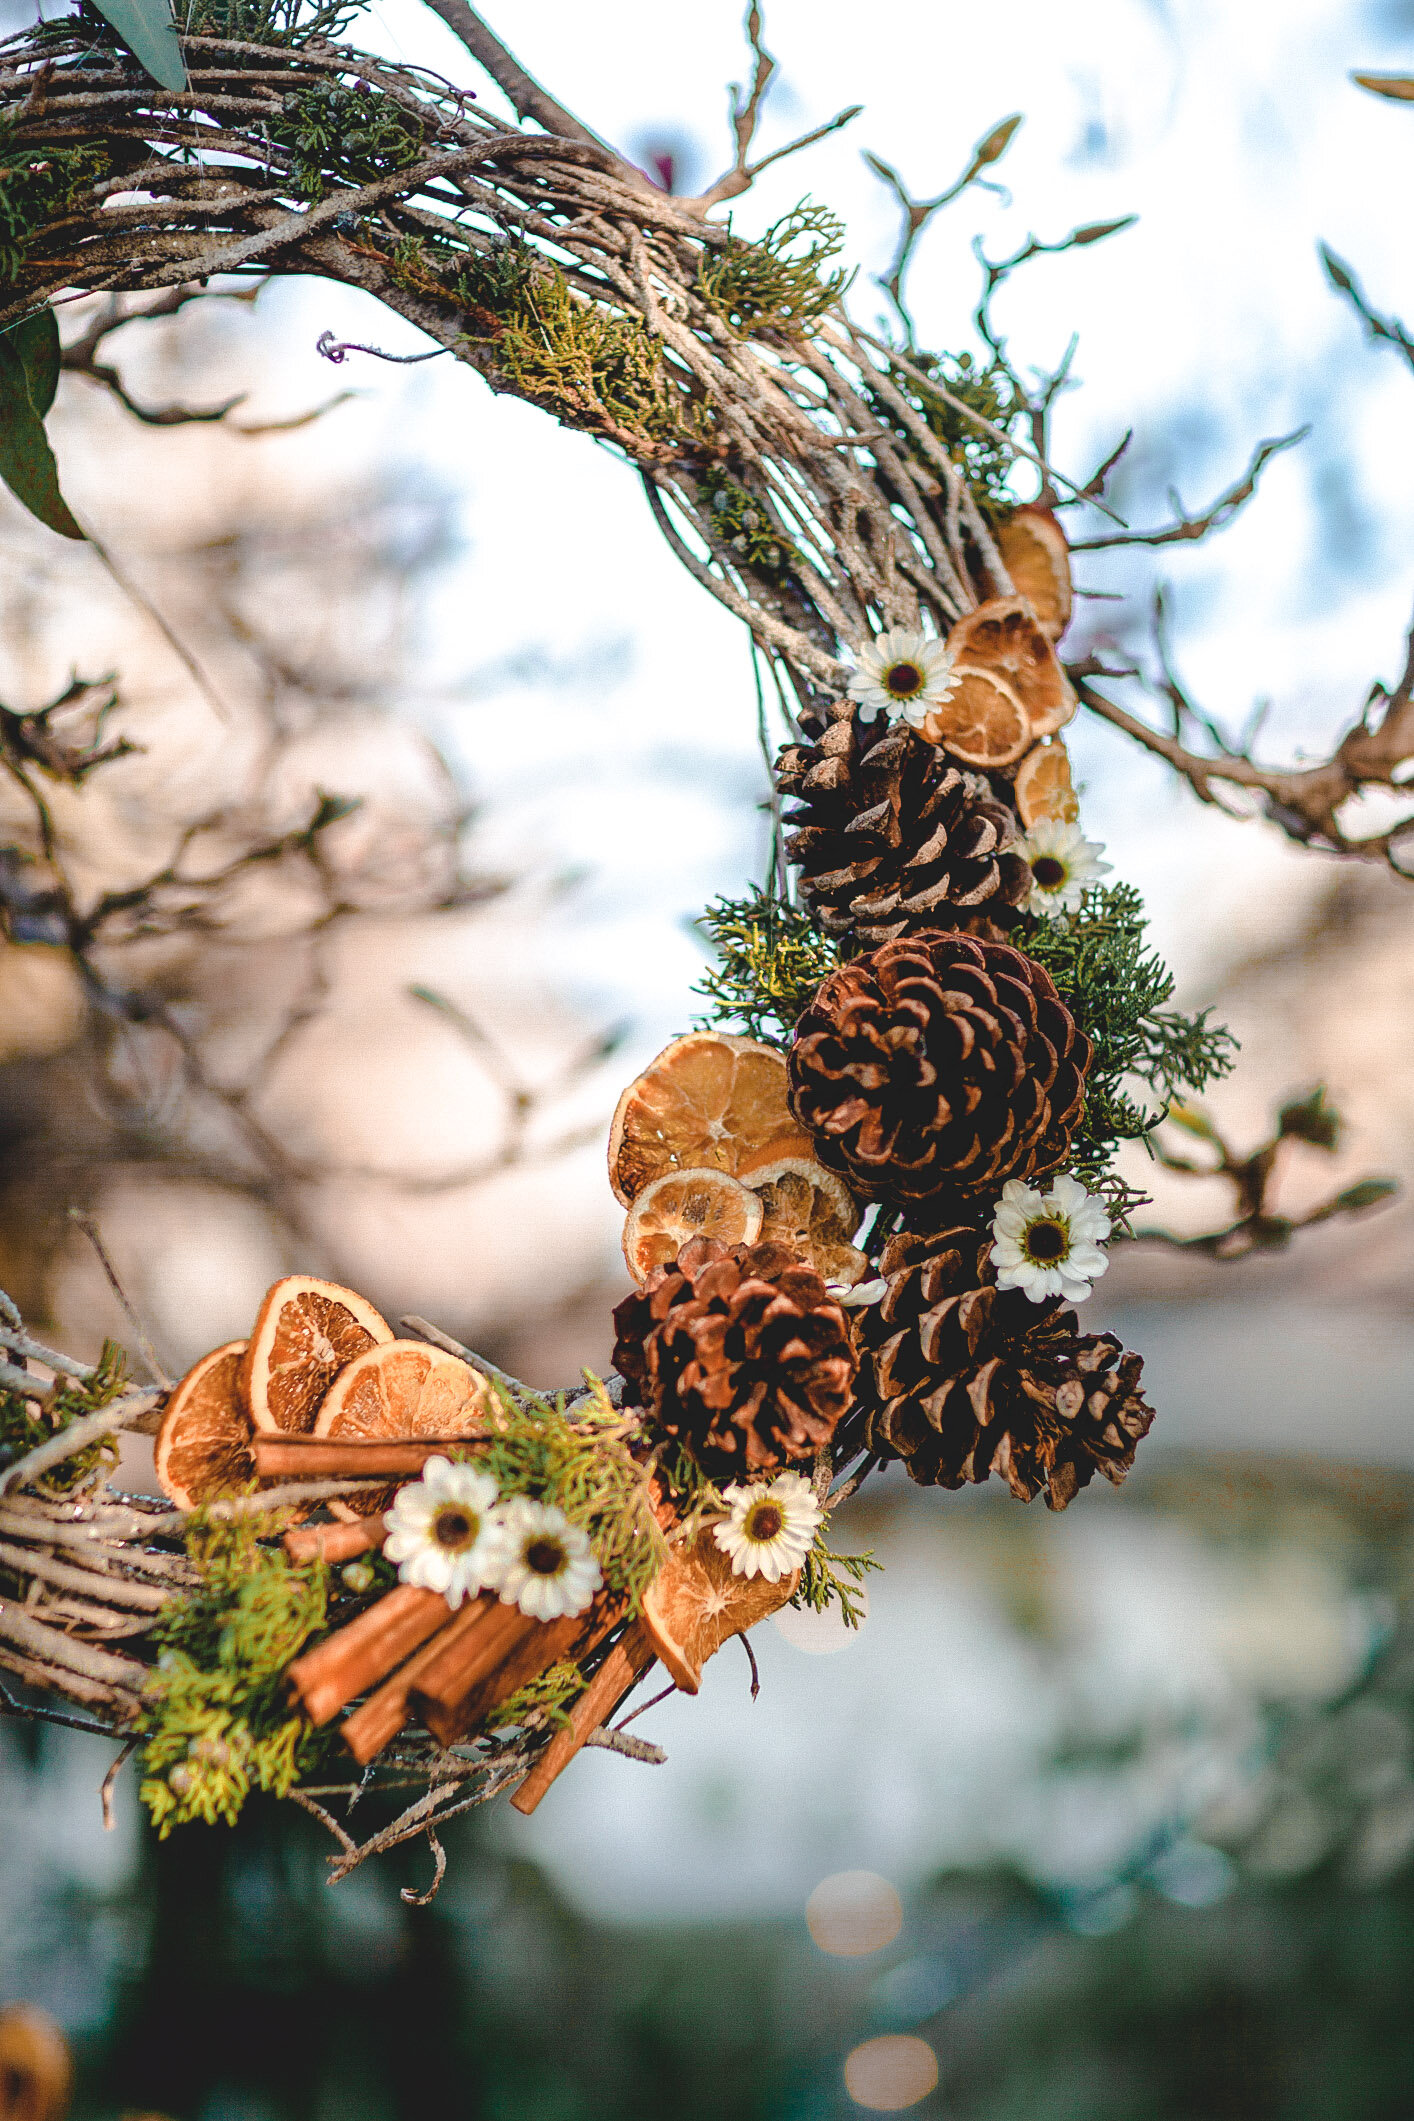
[0,0,1405,1892]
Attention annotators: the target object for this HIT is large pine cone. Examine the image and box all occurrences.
[788,930,1090,1205]
[776,708,1029,948]
[612,1236,857,1478]
[860,1228,1152,1509]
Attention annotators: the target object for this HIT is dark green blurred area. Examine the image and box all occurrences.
[3,1456,1413,2121]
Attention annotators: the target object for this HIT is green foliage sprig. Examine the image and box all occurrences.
[492,1656,586,1734]
[0,1337,126,1492]
[138,1515,328,1834]
[698,200,849,336]
[1020,882,1236,1207]
[181,0,362,43]
[793,1529,881,1629]
[488,260,702,449]
[875,345,1021,509]
[696,464,796,578]
[478,1379,666,1611]
[0,129,110,285]
[269,79,424,203]
[694,886,840,1042]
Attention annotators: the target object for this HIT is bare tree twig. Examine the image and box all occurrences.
[1069,429,1309,552]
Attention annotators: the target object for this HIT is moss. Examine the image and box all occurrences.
[695,464,796,579]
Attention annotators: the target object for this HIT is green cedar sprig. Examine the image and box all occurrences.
[268,79,425,204]
[1019,881,1236,1189]
[873,345,1022,509]
[0,1337,127,1492]
[693,886,840,1043]
[0,129,110,285]
[138,1514,330,1834]
[792,1531,881,1629]
[698,199,850,336]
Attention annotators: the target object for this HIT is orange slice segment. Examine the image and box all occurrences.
[743,1157,868,1286]
[640,1526,800,1694]
[608,1031,815,1208]
[241,1275,395,1435]
[995,506,1073,642]
[1014,737,1081,828]
[918,665,1031,768]
[946,597,1075,738]
[154,1341,254,1508]
[312,1340,492,1441]
[623,1167,764,1284]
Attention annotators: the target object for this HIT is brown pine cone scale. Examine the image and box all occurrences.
[777,709,1029,948]
[860,1229,1153,1509]
[612,1236,858,1479]
[788,929,1090,1205]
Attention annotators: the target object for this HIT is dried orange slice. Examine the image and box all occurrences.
[1014,737,1081,828]
[640,1526,800,1693]
[154,1341,255,1508]
[917,665,1031,768]
[313,1339,492,1441]
[995,506,1073,642]
[743,1157,867,1287]
[608,1031,815,1208]
[623,1167,764,1284]
[241,1275,395,1435]
[946,597,1076,738]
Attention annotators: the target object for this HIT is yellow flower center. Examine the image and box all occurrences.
[744,1502,785,1544]
[1023,1217,1069,1265]
[432,1506,480,1552]
[882,660,924,699]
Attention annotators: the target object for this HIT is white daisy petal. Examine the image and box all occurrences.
[988,1173,1112,1305]
[381,1459,510,1606]
[494,1496,602,1620]
[712,1471,822,1581]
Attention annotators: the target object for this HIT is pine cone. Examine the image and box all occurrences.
[859,1228,1152,1508]
[776,709,1029,948]
[612,1235,857,1478]
[788,930,1090,1205]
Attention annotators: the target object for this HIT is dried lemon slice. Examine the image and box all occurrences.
[240,1274,395,1435]
[313,1340,491,1441]
[743,1157,867,1287]
[623,1167,764,1284]
[154,1341,254,1508]
[1014,737,1081,828]
[946,597,1076,738]
[608,1030,815,1208]
[995,507,1073,643]
[640,1525,800,1693]
[917,665,1031,768]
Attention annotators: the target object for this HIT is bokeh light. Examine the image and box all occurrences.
[844,2033,940,2110]
[773,1585,869,1652]
[805,1869,903,1956]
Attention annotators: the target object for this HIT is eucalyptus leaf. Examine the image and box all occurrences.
[1351,72,1414,103]
[0,311,85,541]
[90,0,188,93]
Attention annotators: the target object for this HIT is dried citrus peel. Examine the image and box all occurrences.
[608,1030,814,1207]
[622,1166,764,1284]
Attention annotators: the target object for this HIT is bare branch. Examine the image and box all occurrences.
[1069,429,1309,552]
[417,0,640,172]
[865,115,1022,343]
[1320,244,1414,377]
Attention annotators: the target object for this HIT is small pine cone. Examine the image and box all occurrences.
[776,709,1029,948]
[859,1229,1153,1509]
[788,929,1090,1205]
[612,1235,858,1478]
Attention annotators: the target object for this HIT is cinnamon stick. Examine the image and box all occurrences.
[340,1594,506,1765]
[510,1622,657,1816]
[286,1583,449,1726]
[283,1516,387,1565]
[414,1594,629,1749]
[253,1436,480,1479]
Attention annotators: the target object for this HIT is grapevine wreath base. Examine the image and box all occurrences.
[0,0,1405,1888]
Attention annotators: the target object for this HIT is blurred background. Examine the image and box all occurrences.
[2,0,1414,2113]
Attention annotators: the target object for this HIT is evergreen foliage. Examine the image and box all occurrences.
[698,200,850,335]
[478,1378,666,1611]
[694,886,840,1042]
[0,1337,127,1490]
[695,464,795,578]
[1020,882,1236,1200]
[0,128,109,284]
[795,1531,881,1629]
[876,344,1022,508]
[269,79,424,203]
[138,1515,329,1834]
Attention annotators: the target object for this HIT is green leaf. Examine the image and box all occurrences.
[1351,72,1414,103]
[90,0,188,93]
[1331,1178,1399,1214]
[0,311,85,540]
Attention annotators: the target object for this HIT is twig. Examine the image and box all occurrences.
[399,1316,527,1399]
[1068,430,1309,552]
[100,1735,138,1829]
[582,1726,667,1764]
[736,1629,761,1700]
[0,1392,161,1496]
[66,1209,171,1387]
[1320,245,1414,378]
[400,1826,447,1904]
[0,1677,119,1738]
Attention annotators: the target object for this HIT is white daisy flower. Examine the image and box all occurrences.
[382,1457,508,1608]
[989,1174,1111,1304]
[495,1496,602,1621]
[846,628,958,728]
[1019,818,1112,915]
[713,1470,823,1583]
